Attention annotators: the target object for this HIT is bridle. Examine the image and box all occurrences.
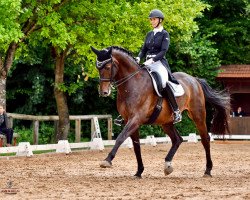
[96,56,144,88]
[96,58,113,82]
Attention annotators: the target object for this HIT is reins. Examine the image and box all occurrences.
[112,65,145,88]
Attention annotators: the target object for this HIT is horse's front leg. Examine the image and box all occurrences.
[100,118,139,168]
[130,130,144,178]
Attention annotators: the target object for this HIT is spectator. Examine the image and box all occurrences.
[235,106,245,117]
[0,105,13,147]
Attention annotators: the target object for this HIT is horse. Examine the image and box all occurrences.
[91,45,230,178]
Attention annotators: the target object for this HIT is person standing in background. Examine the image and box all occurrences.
[0,105,13,146]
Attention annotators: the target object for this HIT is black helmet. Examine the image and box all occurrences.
[149,9,164,19]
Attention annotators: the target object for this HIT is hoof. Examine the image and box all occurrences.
[133,173,142,179]
[133,174,142,179]
[100,160,112,168]
[203,173,212,178]
[164,162,173,175]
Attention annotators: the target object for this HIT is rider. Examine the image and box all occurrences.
[136,9,182,124]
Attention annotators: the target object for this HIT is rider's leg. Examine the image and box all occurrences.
[162,59,179,85]
[161,83,182,124]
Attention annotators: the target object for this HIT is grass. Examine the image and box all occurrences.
[0,149,56,157]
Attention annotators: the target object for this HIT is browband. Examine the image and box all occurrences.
[96,58,112,69]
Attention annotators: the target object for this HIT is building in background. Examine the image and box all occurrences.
[217,65,250,134]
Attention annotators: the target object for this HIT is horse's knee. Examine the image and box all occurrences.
[173,136,182,147]
[177,135,183,144]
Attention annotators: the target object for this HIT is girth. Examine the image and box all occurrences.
[146,97,163,124]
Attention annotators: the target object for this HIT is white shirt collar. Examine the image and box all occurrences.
[153,26,163,35]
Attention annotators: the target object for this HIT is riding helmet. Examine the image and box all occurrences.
[148,9,164,19]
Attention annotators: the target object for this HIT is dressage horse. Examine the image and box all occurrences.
[91,46,230,178]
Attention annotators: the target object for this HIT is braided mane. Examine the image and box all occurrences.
[111,46,137,62]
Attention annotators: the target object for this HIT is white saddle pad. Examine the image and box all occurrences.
[146,61,185,97]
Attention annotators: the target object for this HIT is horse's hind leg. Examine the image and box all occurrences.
[162,124,183,175]
[199,122,213,177]
[190,113,213,177]
[130,130,144,178]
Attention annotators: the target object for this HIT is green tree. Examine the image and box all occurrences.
[4,0,208,140]
[27,0,208,140]
[0,0,23,107]
[169,33,220,85]
[197,0,250,64]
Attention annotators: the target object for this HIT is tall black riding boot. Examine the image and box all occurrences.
[161,83,182,124]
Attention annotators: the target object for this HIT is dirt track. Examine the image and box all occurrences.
[0,141,249,200]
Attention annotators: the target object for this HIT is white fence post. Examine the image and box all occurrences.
[188,133,198,143]
[16,142,33,157]
[90,117,104,150]
[56,140,71,154]
[146,135,157,146]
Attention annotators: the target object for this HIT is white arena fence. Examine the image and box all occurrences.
[0,134,249,157]
[6,113,113,145]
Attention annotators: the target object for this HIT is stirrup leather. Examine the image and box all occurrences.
[173,109,182,124]
[114,115,124,126]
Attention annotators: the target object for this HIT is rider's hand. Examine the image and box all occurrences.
[135,57,140,64]
[144,58,154,65]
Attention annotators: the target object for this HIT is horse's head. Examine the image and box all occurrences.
[91,46,140,97]
[91,46,116,97]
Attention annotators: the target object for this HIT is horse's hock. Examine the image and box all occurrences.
[0,133,19,147]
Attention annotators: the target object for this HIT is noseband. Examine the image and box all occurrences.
[96,57,144,87]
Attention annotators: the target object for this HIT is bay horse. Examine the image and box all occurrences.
[91,46,230,178]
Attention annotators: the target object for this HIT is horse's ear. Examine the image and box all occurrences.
[107,47,112,55]
[91,46,100,56]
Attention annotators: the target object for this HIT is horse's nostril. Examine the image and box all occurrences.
[102,92,109,97]
[100,91,109,97]
[99,85,111,97]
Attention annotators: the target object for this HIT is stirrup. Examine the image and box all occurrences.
[114,115,124,126]
[173,109,182,124]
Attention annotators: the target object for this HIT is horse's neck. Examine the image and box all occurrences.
[115,60,151,94]
[113,53,139,80]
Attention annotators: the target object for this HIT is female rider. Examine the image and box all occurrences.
[136,9,182,124]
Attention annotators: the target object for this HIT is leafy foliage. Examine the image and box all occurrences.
[169,33,220,85]
[3,0,208,95]
[0,0,23,51]
[197,0,250,64]
[14,126,33,144]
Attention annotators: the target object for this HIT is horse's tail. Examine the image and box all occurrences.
[197,78,231,135]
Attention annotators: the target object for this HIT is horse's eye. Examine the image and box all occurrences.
[104,66,110,70]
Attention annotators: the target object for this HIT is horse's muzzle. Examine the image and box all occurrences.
[99,91,110,97]
[99,85,111,97]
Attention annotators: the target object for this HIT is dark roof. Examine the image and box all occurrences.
[217,65,250,78]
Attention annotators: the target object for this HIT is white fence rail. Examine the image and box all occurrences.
[7,113,113,144]
[1,134,249,156]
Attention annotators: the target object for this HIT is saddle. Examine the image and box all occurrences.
[145,61,184,97]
